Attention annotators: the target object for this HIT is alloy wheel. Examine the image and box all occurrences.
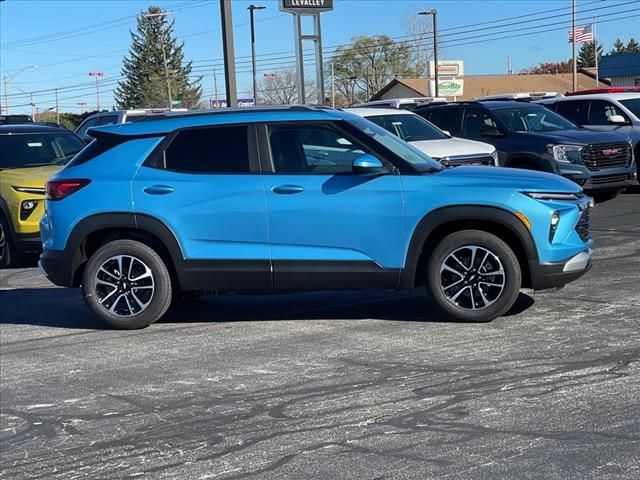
[439,245,506,311]
[0,222,7,265]
[94,255,155,317]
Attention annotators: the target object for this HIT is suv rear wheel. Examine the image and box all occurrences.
[0,215,21,269]
[426,230,522,322]
[82,239,172,329]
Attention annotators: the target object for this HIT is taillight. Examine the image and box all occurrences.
[46,179,91,200]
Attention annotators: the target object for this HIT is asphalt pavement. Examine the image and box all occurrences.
[1,192,639,480]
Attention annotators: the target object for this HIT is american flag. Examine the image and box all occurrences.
[568,24,594,43]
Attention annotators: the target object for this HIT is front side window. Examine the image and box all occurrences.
[76,118,99,138]
[463,109,499,136]
[346,117,441,171]
[268,124,366,174]
[366,114,448,141]
[588,100,629,125]
[164,126,250,173]
[493,106,576,132]
[0,132,85,169]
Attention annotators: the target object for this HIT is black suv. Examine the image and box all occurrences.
[414,101,635,201]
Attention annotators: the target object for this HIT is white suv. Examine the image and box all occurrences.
[75,108,188,142]
[346,107,498,166]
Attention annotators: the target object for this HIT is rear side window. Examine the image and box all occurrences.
[66,133,129,168]
[555,100,588,125]
[425,108,463,134]
[76,117,99,138]
[98,115,119,126]
[164,126,250,173]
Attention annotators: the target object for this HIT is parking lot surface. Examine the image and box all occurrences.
[1,192,639,480]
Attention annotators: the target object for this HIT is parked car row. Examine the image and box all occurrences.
[1,88,637,330]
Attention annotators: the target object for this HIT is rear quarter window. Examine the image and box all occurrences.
[424,108,463,134]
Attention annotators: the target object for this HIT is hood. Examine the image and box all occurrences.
[409,137,495,158]
[432,165,580,193]
[525,128,629,145]
[0,165,60,191]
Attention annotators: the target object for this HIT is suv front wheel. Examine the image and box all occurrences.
[82,239,173,329]
[426,230,522,322]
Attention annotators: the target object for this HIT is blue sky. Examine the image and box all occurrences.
[1,0,638,114]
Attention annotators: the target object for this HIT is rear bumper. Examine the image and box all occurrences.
[39,249,75,287]
[529,248,593,290]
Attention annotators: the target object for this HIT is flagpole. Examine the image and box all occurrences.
[593,16,599,87]
[572,0,577,92]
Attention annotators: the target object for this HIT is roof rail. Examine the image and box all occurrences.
[564,86,640,96]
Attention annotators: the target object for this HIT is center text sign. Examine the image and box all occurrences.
[280,0,333,14]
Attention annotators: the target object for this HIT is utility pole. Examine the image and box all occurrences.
[572,0,577,92]
[331,62,335,108]
[55,88,60,124]
[30,93,34,120]
[248,5,266,105]
[88,72,104,111]
[593,15,599,87]
[507,56,512,75]
[144,11,173,107]
[2,64,38,114]
[78,102,87,113]
[418,9,438,97]
[220,0,238,107]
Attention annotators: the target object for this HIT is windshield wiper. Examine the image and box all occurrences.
[52,152,80,165]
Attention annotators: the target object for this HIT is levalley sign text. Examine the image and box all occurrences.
[281,0,334,13]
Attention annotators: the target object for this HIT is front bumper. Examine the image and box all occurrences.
[14,232,42,254]
[529,248,593,290]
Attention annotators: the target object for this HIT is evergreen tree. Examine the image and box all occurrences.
[577,42,603,67]
[115,6,201,109]
[625,38,640,53]
[610,38,626,54]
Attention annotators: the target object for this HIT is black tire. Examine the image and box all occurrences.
[0,215,22,269]
[82,239,172,329]
[426,230,522,322]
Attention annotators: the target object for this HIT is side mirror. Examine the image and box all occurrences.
[441,130,451,137]
[352,154,388,175]
[480,127,504,138]
[607,114,627,125]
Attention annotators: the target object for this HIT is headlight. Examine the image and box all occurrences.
[547,144,583,163]
[523,191,582,201]
[490,149,499,165]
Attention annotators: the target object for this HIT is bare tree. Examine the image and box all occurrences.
[257,67,316,105]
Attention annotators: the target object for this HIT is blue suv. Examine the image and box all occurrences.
[39,106,593,329]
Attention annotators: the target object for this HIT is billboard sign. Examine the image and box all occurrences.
[429,60,465,77]
[210,98,255,108]
[280,0,333,14]
[429,79,464,97]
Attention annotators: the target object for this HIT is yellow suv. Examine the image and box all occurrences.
[0,124,85,267]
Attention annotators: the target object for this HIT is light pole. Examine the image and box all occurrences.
[248,5,266,105]
[144,11,173,107]
[418,9,438,98]
[77,102,87,113]
[88,71,104,111]
[3,64,38,114]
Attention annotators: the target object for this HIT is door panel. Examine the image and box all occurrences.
[261,122,405,290]
[132,125,270,290]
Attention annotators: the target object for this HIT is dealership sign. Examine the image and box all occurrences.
[429,60,465,77]
[210,98,255,108]
[280,0,333,13]
[429,79,464,97]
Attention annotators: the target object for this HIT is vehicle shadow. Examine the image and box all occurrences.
[0,287,535,330]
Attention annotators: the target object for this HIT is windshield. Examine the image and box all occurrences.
[366,113,448,141]
[0,132,85,169]
[348,117,442,171]
[494,106,577,132]
[619,98,640,120]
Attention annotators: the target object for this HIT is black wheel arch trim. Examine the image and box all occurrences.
[57,212,186,287]
[400,205,539,289]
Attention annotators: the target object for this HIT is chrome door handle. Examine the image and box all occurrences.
[143,185,174,195]
[272,185,305,195]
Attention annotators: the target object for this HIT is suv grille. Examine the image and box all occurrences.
[582,143,631,171]
[575,204,591,242]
